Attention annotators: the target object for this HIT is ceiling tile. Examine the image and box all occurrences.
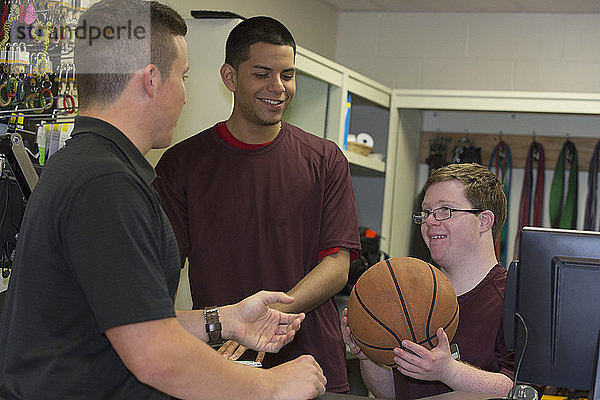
[316,0,600,13]
[317,0,384,11]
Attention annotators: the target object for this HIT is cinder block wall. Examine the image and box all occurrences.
[336,12,600,93]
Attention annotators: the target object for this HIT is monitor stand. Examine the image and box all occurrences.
[590,329,600,400]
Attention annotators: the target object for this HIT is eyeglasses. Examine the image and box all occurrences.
[412,206,485,225]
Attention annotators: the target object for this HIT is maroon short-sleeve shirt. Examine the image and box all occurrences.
[394,264,515,400]
[155,122,361,392]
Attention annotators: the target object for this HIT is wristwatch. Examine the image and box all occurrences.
[203,306,223,346]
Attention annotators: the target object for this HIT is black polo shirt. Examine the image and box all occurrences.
[0,116,180,399]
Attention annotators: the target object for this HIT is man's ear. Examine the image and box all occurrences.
[220,63,237,92]
[142,64,159,98]
[479,209,495,233]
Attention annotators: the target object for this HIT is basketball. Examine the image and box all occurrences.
[347,257,459,366]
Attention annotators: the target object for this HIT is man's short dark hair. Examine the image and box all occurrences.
[225,16,296,70]
[75,0,187,110]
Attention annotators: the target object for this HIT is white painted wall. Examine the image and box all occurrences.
[335,12,600,93]
[171,0,339,60]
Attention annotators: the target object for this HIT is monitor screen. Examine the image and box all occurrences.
[505,227,600,391]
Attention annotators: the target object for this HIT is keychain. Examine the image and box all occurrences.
[0,42,8,64]
[24,1,36,26]
[0,4,20,51]
[37,75,54,112]
[57,63,74,113]
[24,69,39,110]
[0,73,13,107]
[0,1,10,42]
[64,62,76,113]
[30,18,51,54]
[59,62,77,113]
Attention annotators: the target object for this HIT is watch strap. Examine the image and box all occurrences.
[203,306,223,346]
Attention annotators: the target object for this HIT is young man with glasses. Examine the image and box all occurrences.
[341,162,515,399]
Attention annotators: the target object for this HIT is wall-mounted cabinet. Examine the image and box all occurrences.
[386,89,600,260]
[345,94,389,233]
[285,46,393,234]
[284,47,343,142]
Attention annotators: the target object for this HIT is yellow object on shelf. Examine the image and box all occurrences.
[347,142,374,156]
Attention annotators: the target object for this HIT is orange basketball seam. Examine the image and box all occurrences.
[418,304,458,347]
[351,333,395,351]
[446,303,459,332]
[352,284,403,347]
[385,259,417,343]
[425,263,438,348]
[417,303,459,346]
[352,334,397,366]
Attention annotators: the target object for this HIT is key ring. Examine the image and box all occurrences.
[37,86,53,112]
[13,77,24,104]
[57,62,67,94]
[62,93,75,113]
[0,81,11,107]
[24,91,38,109]
[5,76,18,99]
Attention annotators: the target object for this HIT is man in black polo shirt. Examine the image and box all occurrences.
[0,1,326,399]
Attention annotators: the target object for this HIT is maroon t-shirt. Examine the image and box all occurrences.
[394,264,515,400]
[154,121,361,392]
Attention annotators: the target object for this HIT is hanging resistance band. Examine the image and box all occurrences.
[514,141,545,255]
[584,140,600,230]
[549,140,578,229]
[488,141,512,267]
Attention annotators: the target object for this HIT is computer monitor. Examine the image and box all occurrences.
[505,226,600,391]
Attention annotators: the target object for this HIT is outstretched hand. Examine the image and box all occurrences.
[393,327,456,382]
[217,340,264,363]
[229,290,304,354]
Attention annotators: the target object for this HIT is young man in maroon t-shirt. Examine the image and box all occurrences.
[155,16,361,393]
